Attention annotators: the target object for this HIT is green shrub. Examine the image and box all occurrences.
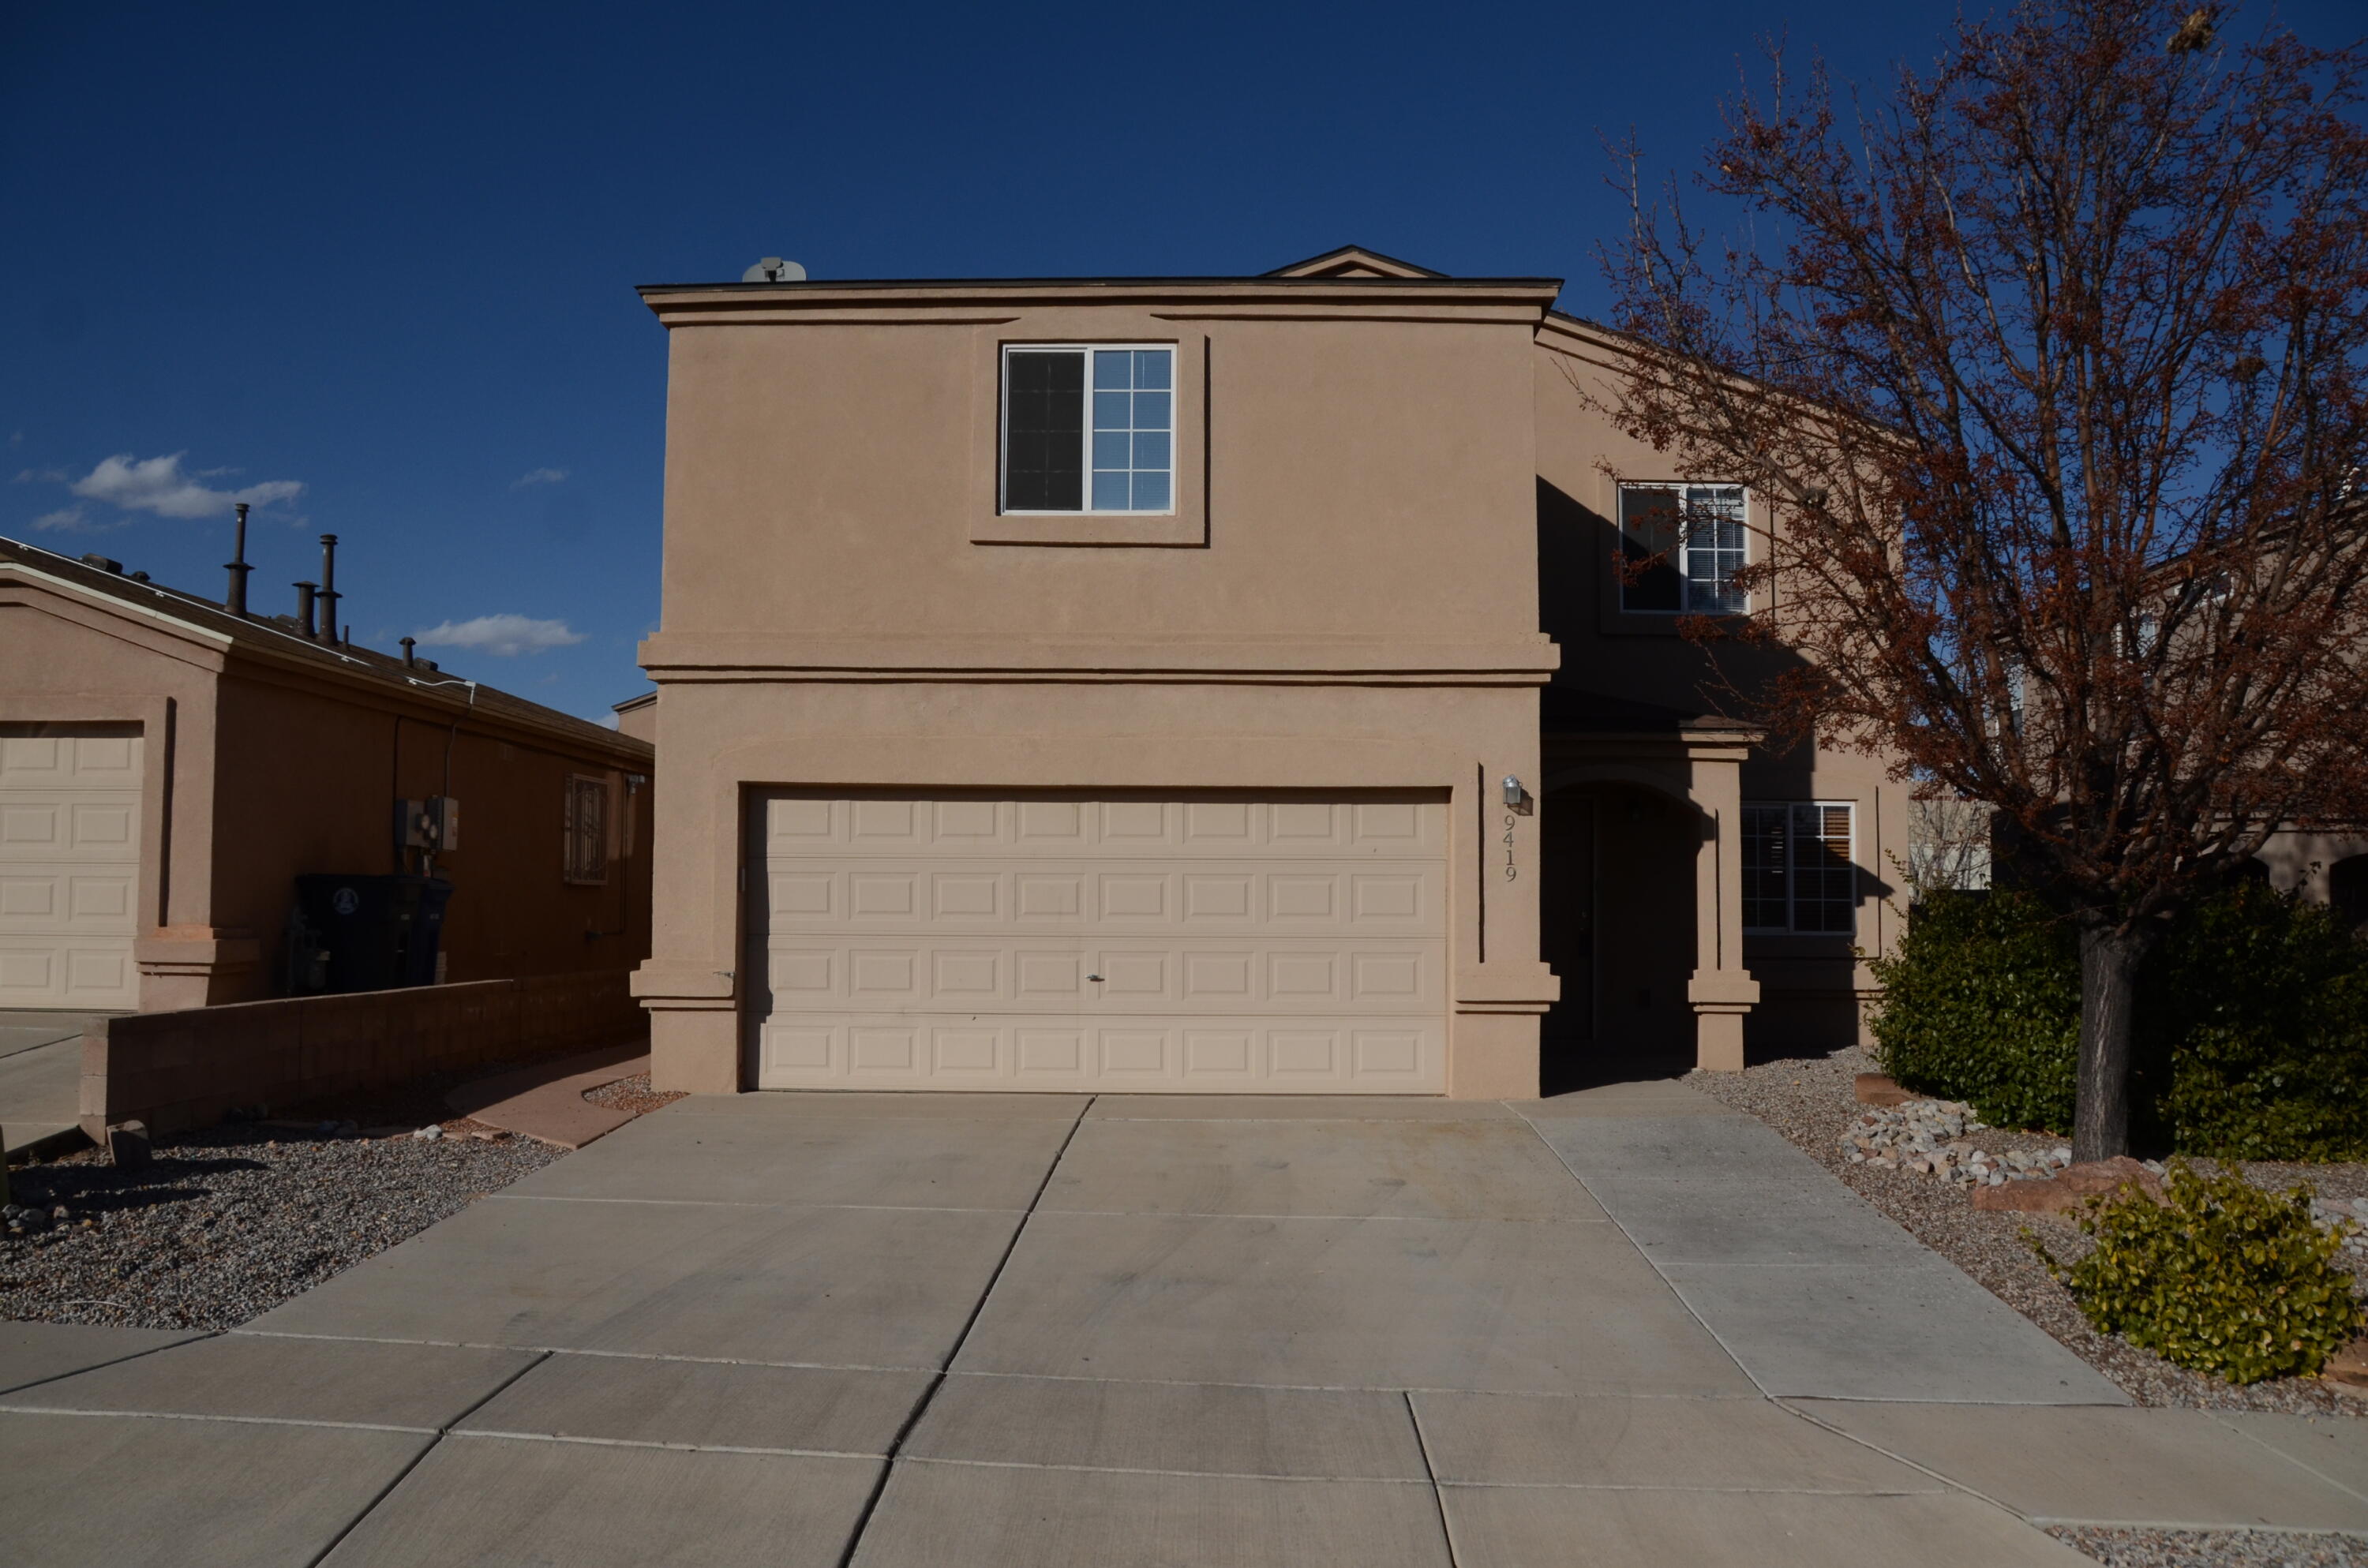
[2032,1161,2362,1384]
[1870,882,2368,1158]
[1868,888,2081,1132]
[2149,889,2368,1161]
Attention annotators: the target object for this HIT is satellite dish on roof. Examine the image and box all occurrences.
[741,256,807,283]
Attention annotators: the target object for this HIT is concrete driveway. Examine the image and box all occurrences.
[6,1082,2366,1566]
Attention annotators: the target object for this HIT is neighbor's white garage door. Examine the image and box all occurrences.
[0,730,143,1010]
[749,791,1446,1092]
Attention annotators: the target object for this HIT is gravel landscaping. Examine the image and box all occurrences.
[0,1120,563,1329]
[583,1070,685,1117]
[2049,1526,2368,1566]
[1687,1045,2368,1416]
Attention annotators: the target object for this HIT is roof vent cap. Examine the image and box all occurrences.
[741,256,807,283]
[79,552,124,574]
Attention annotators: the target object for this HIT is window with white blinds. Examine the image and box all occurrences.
[1741,802,1857,934]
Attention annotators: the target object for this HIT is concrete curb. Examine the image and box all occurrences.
[4,1125,92,1165]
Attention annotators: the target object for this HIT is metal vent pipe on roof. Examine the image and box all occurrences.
[294,580,317,638]
[400,636,416,668]
[224,503,253,616]
[317,534,339,646]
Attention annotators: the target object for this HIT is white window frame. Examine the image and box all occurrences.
[999,342,1178,517]
[1617,481,1750,615]
[1741,799,1857,935]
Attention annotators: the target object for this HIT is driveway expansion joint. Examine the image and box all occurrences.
[831,1092,1098,1568]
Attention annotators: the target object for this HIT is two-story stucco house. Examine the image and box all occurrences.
[630,245,1904,1099]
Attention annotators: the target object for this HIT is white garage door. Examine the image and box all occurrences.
[0,730,144,1010]
[749,791,1447,1092]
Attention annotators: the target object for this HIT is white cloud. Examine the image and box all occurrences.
[68,452,303,520]
[414,613,586,657]
[29,506,109,533]
[511,467,568,489]
[15,467,66,485]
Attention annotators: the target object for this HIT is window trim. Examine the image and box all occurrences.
[1741,799,1857,936]
[1615,481,1751,616]
[998,342,1178,518]
[563,773,611,887]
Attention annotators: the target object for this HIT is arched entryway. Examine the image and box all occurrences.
[1539,779,1699,1092]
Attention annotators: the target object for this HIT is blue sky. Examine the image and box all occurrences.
[5,0,2356,723]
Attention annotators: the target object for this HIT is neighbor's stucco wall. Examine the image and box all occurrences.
[208,667,654,997]
[1,574,226,1006]
[2,567,654,1012]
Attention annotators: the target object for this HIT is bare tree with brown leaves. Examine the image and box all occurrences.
[1598,0,2368,1158]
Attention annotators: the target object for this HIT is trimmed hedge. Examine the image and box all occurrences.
[1867,889,2083,1133]
[1871,883,2368,1158]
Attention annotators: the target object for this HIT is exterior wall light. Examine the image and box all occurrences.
[1502,775,1531,812]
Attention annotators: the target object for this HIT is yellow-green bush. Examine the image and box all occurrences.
[2032,1161,2362,1384]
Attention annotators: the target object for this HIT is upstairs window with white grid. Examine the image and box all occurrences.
[1618,482,1748,613]
[1741,802,1857,934]
[1001,345,1175,514]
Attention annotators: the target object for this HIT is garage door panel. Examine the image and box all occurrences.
[0,732,141,1009]
[750,791,1445,1093]
[763,863,1441,937]
[761,793,1443,859]
[759,938,1439,1012]
[756,1013,1446,1091]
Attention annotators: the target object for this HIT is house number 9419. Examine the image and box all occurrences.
[1503,814,1518,881]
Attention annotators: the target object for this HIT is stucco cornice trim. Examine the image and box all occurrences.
[637,634,1562,683]
[641,279,1563,327]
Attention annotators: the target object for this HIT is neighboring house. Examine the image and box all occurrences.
[631,245,1906,1098]
[0,537,654,1012]
[612,690,658,743]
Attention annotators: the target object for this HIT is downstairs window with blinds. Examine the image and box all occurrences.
[1741,802,1857,934]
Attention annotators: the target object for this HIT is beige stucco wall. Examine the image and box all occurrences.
[1533,323,1909,1056]
[1,571,220,1001]
[2,566,654,1010]
[208,668,654,995]
[635,279,1565,1096]
[613,693,657,744]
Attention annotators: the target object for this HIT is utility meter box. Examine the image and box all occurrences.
[394,796,461,852]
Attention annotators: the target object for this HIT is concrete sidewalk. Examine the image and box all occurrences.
[2,1080,2362,1566]
[0,1011,94,1159]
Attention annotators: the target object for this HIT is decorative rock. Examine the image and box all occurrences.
[2325,1334,2368,1389]
[1969,1156,2167,1215]
[411,1125,444,1142]
[1854,1072,1914,1107]
[1834,1095,2068,1188]
[106,1121,152,1171]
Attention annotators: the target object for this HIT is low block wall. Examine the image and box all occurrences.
[81,971,647,1140]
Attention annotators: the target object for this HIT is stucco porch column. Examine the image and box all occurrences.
[1683,731,1759,1071]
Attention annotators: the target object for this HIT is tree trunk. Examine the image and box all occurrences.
[2072,922,2154,1161]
